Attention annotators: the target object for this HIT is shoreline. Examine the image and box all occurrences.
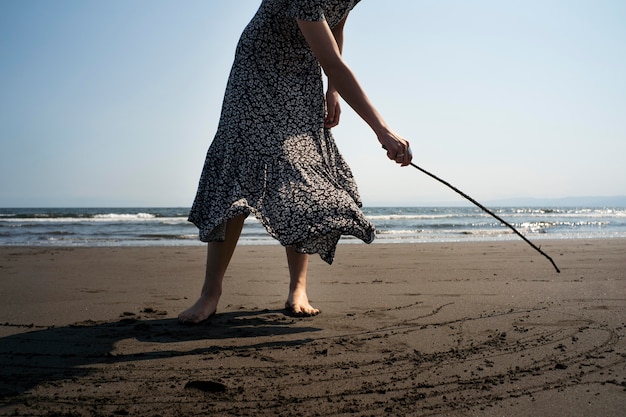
[1,238,625,415]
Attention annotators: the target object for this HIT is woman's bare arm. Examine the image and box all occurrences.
[324,17,346,128]
[297,17,412,165]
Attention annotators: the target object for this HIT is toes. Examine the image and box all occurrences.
[178,310,215,325]
[303,306,320,316]
[285,302,320,317]
[178,314,199,324]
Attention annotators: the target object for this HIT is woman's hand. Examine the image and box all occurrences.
[378,129,413,166]
[324,89,341,128]
[296,18,411,166]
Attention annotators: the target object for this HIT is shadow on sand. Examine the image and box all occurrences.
[0,309,321,398]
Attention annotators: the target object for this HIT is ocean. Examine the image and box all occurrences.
[1,206,625,248]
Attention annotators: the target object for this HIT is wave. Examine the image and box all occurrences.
[377,229,423,235]
[137,233,197,240]
[94,213,156,220]
[0,215,189,224]
[2,206,625,247]
[366,214,475,221]
[0,208,190,220]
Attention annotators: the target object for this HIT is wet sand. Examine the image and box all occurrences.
[0,239,625,416]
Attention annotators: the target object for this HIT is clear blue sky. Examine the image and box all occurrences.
[1,0,625,207]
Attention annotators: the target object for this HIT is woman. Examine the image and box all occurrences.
[179,0,412,323]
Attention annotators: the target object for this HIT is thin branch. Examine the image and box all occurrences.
[409,162,560,273]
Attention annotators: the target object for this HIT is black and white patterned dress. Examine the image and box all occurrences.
[188,0,374,264]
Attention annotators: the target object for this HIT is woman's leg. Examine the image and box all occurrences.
[178,214,246,323]
[285,247,320,316]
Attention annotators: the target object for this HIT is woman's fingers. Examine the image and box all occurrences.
[324,111,340,128]
[383,136,413,166]
[393,144,412,166]
[324,96,341,128]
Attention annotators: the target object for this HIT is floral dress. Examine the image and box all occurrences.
[188,0,374,264]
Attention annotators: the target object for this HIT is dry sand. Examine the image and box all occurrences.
[0,239,624,416]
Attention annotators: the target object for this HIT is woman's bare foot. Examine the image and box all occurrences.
[284,247,318,317]
[178,218,245,325]
[285,290,320,317]
[178,293,220,324]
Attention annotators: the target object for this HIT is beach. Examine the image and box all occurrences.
[1,239,625,416]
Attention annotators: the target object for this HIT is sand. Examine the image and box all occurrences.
[0,239,624,416]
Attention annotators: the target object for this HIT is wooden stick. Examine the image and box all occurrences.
[409,162,561,273]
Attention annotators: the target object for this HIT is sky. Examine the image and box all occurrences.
[1,0,625,207]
